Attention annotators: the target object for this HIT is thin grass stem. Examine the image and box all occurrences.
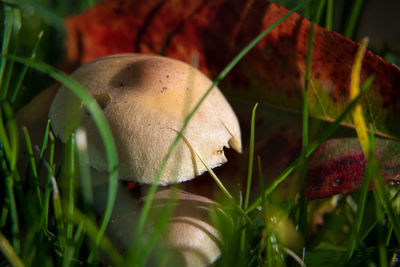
[325,0,333,31]
[0,3,21,100]
[244,103,258,210]
[240,103,258,251]
[0,232,24,267]
[22,127,42,206]
[344,150,373,262]
[298,20,315,242]
[10,31,44,103]
[373,190,388,267]
[3,102,18,171]
[5,174,20,252]
[66,136,75,243]
[343,0,365,39]
[51,175,66,251]
[69,208,123,266]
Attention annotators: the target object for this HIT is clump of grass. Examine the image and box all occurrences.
[1,0,400,266]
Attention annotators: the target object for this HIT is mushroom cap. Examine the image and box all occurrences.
[49,54,241,184]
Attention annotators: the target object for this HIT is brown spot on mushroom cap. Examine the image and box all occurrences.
[49,54,242,184]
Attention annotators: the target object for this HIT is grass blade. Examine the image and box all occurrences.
[298,20,315,241]
[343,0,365,39]
[0,108,12,165]
[39,132,55,233]
[350,37,369,154]
[325,0,334,31]
[2,102,18,172]
[0,232,24,267]
[39,120,51,159]
[10,31,44,103]
[4,175,20,253]
[344,149,373,262]
[370,157,400,242]
[51,175,66,251]
[244,103,258,210]
[0,3,21,100]
[1,54,119,251]
[66,136,75,241]
[22,127,42,206]
[240,103,258,251]
[373,190,388,267]
[69,208,123,266]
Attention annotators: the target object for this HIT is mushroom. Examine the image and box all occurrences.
[148,189,228,267]
[95,184,229,267]
[48,54,241,185]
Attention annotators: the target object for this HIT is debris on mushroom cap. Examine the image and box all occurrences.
[48,54,242,184]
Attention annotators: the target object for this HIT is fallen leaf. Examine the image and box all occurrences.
[60,0,400,199]
[64,0,400,139]
[306,138,400,199]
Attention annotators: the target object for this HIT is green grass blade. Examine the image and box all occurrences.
[370,157,400,242]
[373,190,388,267]
[70,208,123,266]
[35,120,51,180]
[0,108,12,164]
[343,0,365,39]
[22,127,42,206]
[257,156,265,205]
[314,0,326,24]
[39,133,55,233]
[0,3,21,101]
[0,4,12,89]
[0,3,21,99]
[247,76,374,214]
[10,31,44,103]
[240,103,258,251]
[39,120,51,159]
[244,103,258,210]
[4,175,20,253]
[0,232,24,267]
[1,54,119,250]
[298,20,315,241]
[325,0,333,31]
[193,144,255,228]
[3,102,18,172]
[50,175,66,251]
[344,151,373,261]
[66,136,75,241]
[0,196,9,229]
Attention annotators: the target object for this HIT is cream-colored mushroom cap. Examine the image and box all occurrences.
[49,54,241,184]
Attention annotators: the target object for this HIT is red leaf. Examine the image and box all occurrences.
[306,138,400,199]
[62,0,400,199]
[64,0,400,138]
